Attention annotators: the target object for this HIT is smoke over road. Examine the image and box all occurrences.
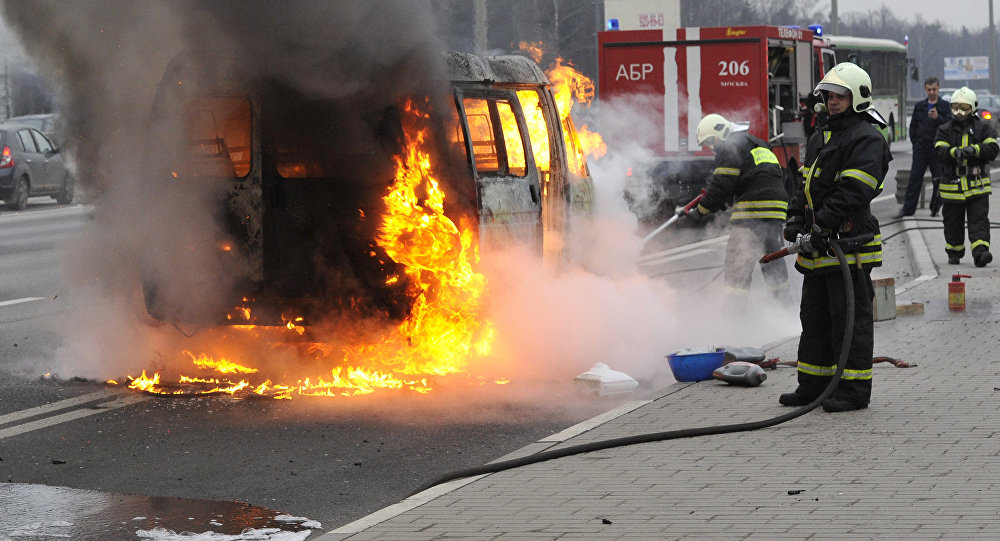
[0,1,452,379]
[1,1,798,404]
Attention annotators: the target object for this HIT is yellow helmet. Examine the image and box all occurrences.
[696,113,734,146]
[950,86,977,112]
[814,62,873,113]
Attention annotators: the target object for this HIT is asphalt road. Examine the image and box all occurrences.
[0,199,633,531]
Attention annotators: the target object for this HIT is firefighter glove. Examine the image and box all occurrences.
[783,216,806,242]
[681,208,703,223]
[961,146,978,159]
[807,226,833,253]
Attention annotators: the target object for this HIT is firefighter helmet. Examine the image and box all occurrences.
[813,62,873,113]
[696,113,734,146]
[950,86,977,114]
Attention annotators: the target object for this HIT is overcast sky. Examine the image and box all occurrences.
[836,0,996,32]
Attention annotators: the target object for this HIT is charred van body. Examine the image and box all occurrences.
[140,51,593,326]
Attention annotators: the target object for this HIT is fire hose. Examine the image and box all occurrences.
[411,236,860,496]
[640,189,707,246]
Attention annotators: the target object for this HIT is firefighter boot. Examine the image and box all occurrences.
[975,250,993,267]
[778,390,817,407]
[822,396,869,413]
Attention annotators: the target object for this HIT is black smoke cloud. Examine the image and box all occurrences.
[0,0,452,376]
[1,0,447,193]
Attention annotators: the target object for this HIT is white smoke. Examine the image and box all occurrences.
[473,91,801,392]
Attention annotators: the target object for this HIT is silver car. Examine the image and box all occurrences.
[0,123,75,209]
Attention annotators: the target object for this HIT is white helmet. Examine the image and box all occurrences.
[951,86,977,114]
[696,113,734,146]
[813,62,874,113]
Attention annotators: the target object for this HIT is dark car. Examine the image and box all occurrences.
[0,123,75,209]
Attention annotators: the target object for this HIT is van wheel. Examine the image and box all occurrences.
[6,176,29,210]
[55,175,75,205]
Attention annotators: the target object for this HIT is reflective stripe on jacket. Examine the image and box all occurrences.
[697,132,789,222]
[933,116,999,202]
[789,112,890,276]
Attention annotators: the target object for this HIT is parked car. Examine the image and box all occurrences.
[6,113,59,146]
[0,123,75,209]
[977,94,1000,134]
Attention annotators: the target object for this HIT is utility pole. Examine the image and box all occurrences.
[991,0,997,94]
[831,0,839,35]
[474,0,488,54]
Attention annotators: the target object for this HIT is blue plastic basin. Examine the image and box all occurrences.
[667,350,725,382]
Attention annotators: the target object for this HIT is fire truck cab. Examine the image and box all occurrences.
[140,51,592,326]
[598,25,815,223]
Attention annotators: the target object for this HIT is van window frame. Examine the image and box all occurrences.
[457,93,531,180]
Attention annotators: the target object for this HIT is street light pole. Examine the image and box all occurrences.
[831,0,839,35]
[991,0,997,94]
[474,0,488,55]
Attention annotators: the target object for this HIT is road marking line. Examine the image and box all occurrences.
[0,297,46,308]
[0,389,123,427]
[0,394,149,440]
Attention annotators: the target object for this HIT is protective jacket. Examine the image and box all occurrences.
[789,111,889,274]
[933,116,1000,202]
[909,98,951,148]
[696,132,788,221]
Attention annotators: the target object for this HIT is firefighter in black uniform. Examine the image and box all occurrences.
[778,62,890,413]
[933,86,999,267]
[685,113,789,297]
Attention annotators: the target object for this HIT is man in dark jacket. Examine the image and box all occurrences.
[895,77,951,218]
[933,86,999,267]
[685,113,789,297]
[777,62,891,413]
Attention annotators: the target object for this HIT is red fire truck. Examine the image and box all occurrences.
[598,25,817,223]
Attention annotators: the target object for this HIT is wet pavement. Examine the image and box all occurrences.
[0,482,321,540]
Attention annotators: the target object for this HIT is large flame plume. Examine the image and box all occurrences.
[119,98,495,399]
[518,41,607,175]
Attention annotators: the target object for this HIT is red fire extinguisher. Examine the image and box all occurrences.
[949,274,972,311]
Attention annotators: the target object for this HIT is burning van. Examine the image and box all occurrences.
[139,50,593,328]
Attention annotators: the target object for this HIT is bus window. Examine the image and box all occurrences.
[186,97,250,178]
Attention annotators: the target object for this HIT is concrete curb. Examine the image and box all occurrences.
[896,217,939,294]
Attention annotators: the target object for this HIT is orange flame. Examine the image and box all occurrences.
[516,42,606,175]
[118,97,497,399]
